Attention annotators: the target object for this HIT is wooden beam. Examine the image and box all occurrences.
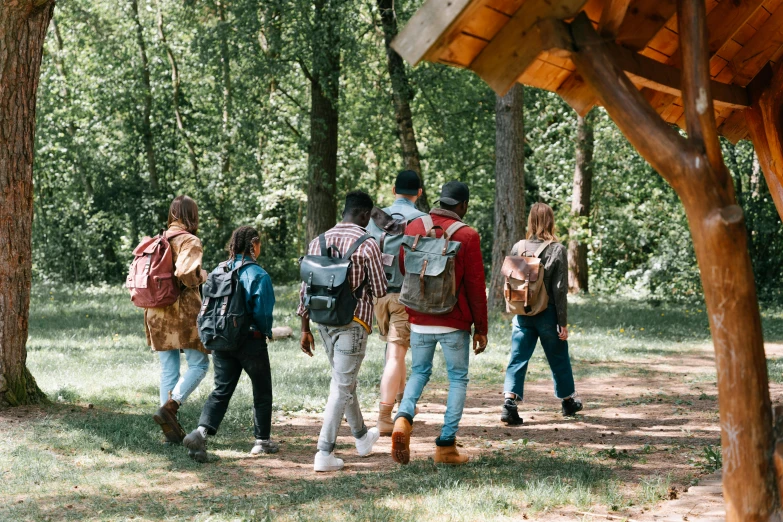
[719,110,749,145]
[606,41,750,109]
[557,72,598,116]
[390,0,475,66]
[598,0,632,38]
[469,0,586,95]
[728,2,783,86]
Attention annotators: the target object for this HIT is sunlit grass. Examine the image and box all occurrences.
[3,283,780,520]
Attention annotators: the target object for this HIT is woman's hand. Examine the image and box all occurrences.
[558,326,569,341]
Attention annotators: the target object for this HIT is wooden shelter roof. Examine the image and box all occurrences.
[392,0,783,144]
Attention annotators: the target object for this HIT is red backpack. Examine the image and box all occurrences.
[126,230,189,308]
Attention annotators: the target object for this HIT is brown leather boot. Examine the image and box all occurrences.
[391,417,413,465]
[377,402,395,437]
[154,399,186,444]
[434,439,469,465]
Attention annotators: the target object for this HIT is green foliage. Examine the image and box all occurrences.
[32,0,783,303]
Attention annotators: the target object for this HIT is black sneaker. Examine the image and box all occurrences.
[500,398,524,425]
[562,397,583,417]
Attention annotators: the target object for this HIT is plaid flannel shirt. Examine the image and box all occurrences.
[297,223,387,330]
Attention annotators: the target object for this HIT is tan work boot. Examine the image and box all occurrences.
[377,402,395,436]
[434,439,469,465]
[391,417,413,464]
[154,399,186,444]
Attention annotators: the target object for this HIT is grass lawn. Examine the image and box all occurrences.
[2,283,783,521]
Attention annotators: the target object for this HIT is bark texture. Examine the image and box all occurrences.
[129,0,159,190]
[377,0,429,212]
[571,6,778,519]
[306,0,341,242]
[488,84,526,310]
[0,0,54,407]
[568,111,594,294]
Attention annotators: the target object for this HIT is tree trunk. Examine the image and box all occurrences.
[129,0,159,190]
[488,84,526,310]
[154,0,198,177]
[216,0,232,177]
[0,0,54,407]
[377,0,429,212]
[568,111,595,294]
[306,0,341,242]
[570,7,778,518]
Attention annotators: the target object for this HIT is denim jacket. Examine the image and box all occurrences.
[228,255,275,338]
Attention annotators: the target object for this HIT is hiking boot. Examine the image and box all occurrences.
[183,428,208,463]
[391,417,413,465]
[314,451,344,472]
[153,399,186,444]
[434,438,469,465]
[356,427,380,457]
[377,402,394,436]
[562,396,583,417]
[250,439,279,455]
[501,398,524,425]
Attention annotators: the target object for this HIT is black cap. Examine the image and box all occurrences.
[394,170,421,195]
[437,181,470,205]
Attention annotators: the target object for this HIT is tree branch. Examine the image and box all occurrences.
[677,0,723,173]
[569,13,688,185]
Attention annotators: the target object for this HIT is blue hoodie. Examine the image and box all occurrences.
[228,255,275,338]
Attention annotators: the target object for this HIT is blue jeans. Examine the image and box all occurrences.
[396,330,470,442]
[503,305,575,401]
[159,349,210,406]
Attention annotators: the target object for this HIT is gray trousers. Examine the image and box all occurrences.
[316,322,369,452]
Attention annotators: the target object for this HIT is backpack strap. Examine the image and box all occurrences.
[533,240,552,258]
[343,234,372,260]
[444,221,467,239]
[420,214,435,237]
[318,234,328,256]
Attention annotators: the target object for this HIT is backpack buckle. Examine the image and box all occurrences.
[328,274,335,291]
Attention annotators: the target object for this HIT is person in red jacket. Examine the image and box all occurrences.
[390,181,488,465]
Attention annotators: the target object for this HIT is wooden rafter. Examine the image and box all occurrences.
[598,0,632,38]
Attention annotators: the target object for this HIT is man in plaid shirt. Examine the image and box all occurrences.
[298,190,387,472]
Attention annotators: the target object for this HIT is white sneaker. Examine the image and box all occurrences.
[314,451,344,472]
[355,427,380,457]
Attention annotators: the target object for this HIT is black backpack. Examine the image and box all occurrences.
[299,234,371,326]
[197,260,253,351]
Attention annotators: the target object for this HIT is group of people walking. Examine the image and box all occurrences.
[139,171,581,471]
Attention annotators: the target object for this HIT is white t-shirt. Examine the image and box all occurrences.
[410,324,460,335]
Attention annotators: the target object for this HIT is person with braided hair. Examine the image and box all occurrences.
[183,226,278,462]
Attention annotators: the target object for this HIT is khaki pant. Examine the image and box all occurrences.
[374,293,411,348]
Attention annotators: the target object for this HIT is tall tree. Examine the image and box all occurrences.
[377,0,429,211]
[305,0,342,241]
[568,110,595,294]
[488,84,526,309]
[0,0,54,406]
[129,0,159,190]
[154,0,199,177]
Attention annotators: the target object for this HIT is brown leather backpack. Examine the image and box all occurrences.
[501,240,552,316]
[126,230,189,308]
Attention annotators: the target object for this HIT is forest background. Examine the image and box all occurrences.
[33,0,783,304]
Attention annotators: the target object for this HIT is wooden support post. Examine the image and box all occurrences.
[570,3,778,519]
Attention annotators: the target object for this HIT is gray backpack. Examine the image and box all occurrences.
[367,206,424,290]
[299,234,371,326]
[398,215,467,315]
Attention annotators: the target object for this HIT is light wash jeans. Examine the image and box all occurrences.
[316,322,369,453]
[396,329,470,442]
[159,349,210,406]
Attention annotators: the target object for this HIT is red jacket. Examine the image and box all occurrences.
[400,209,488,335]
